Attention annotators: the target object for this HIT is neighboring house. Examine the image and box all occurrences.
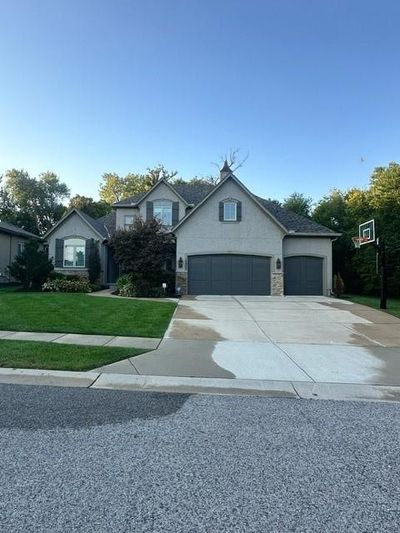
[45,164,340,295]
[0,221,42,283]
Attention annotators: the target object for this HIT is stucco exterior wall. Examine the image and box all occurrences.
[283,236,333,295]
[138,182,186,221]
[0,233,31,282]
[47,213,107,284]
[174,178,286,293]
[115,206,140,230]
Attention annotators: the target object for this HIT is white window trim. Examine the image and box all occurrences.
[63,238,86,268]
[17,242,25,255]
[223,200,238,222]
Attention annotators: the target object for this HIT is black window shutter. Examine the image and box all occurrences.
[55,238,64,267]
[219,201,224,221]
[146,201,153,221]
[236,201,242,221]
[172,202,179,226]
[85,239,93,268]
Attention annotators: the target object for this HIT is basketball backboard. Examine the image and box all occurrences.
[359,219,375,245]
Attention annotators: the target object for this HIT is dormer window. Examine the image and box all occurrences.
[219,199,242,222]
[154,200,173,226]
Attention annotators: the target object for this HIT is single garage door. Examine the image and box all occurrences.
[284,256,323,295]
[188,254,271,295]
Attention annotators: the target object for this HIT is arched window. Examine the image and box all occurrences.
[153,200,173,226]
[64,238,85,267]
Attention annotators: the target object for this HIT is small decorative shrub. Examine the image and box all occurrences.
[8,239,54,290]
[42,278,92,293]
[148,287,167,298]
[116,274,137,297]
[48,272,82,281]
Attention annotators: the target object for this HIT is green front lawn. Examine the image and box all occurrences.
[0,287,176,337]
[0,340,147,371]
[345,295,400,319]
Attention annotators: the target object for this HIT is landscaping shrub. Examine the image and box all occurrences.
[42,278,93,293]
[48,272,82,281]
[8,239,54,290]
[116,274,137,297]
[109,217,175,297]
[148,286,168,298]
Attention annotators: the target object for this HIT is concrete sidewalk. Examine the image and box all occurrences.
[0,330,160,350]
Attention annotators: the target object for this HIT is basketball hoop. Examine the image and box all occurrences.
[352,236,369,249]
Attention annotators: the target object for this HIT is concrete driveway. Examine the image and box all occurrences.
[100,295,400,386]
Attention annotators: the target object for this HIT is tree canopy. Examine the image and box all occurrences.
[283,192,313,218]
[68,195,111,219]
[312,162,400,296]
[99,165,178,204]
[0,169,69,235]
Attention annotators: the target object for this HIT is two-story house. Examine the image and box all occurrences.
[45,164,339,295]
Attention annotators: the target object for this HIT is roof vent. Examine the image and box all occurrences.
[220,160,232,181]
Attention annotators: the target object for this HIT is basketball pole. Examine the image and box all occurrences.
[374,237,387,310]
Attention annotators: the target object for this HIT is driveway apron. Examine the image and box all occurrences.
[99,295,400,385]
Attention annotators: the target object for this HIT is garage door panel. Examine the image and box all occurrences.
[252,256,270,282]
[188,255,271,295]
[231,256,252,282]
[284,256,323,295]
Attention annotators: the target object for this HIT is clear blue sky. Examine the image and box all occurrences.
[0,0,399,202]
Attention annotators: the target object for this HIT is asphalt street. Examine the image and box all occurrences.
[0,384,399,532]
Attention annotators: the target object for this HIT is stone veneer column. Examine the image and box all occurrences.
[271,272,284,296]
[175,272,187,295]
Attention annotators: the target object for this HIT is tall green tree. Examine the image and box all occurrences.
[0,169,69,235]
[283,192,313,218]
[313,163,400,296]
[99,165,178,204]
[68,195,111,219]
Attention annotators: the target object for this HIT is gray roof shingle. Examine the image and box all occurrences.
[108,179,336,236]
[0,221,41,239]
[95,211,116,238]
[112,192,147,206]
[112,182,214,207]
[255,197,337,235]
[77,210,116,239]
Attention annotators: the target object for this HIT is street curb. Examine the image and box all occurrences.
[1,368,400,402]
[91,374,299,397]
[0,368,99,388]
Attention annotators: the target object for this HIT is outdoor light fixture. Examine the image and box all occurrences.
[178,256,183,268]
[276,258,282,270]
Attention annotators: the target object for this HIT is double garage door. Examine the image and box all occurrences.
[188,255,271,295]
[187,254,324,296]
